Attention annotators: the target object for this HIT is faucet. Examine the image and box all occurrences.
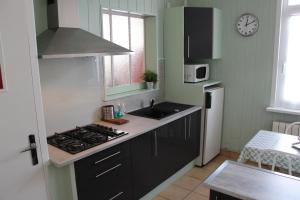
[150,99,155,108]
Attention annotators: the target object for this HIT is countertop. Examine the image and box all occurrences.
[203,161,300,200]
[48,105,202,167]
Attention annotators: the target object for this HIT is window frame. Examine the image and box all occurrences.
[269,0,300,113]
[101,9,146,96]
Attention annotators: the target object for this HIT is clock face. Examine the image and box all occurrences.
[236,13,259,37]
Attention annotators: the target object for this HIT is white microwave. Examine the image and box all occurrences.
[184,64,209,83]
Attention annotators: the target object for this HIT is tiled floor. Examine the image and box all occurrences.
[153,152,239,200]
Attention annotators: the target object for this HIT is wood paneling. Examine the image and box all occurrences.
[187,0,300,152]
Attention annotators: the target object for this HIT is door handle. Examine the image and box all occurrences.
[188,115,191,138]
[187,35,190,58]
[109,191,124,200]
[95,164,122,178]
[184,118,187,141]
[20,135,39,166]
[205,92,212,109]
[154,131,158,157]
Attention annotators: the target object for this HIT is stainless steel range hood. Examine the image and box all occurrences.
[37,1,131,59]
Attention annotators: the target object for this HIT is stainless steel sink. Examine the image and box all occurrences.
[129,102,193,120]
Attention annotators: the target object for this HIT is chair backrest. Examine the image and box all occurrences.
[272,121,300,136]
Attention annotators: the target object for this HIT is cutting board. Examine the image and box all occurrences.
[102,118,129,125]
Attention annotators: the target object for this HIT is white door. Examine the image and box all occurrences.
[0,0,49,200]
[203,87,224,165]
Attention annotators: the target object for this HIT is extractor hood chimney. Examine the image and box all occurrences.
[37,0,131,59]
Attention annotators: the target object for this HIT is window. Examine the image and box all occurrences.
[272,0,300,111]
[102,10,145,95]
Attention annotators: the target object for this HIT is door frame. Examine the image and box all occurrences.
[24,0,50,198]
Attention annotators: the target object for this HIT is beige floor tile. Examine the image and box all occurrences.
[184,192,209,200]
[152,195,168,200]
[185,167,212,181]
[159,185,191,200]
[220,150,240,160]
[202,156,228,171]
[194,185,210,197]
[173,175,202,191]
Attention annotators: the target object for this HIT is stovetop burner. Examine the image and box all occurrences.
[47,124,128,154]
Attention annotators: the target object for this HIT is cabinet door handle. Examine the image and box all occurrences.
[184,118,187,141]
[94,151,121,165]
[109,191,124,200]
[154,131,158,157]
[95,163,122,178]
[188,115,191,138]
[187,35,190,58]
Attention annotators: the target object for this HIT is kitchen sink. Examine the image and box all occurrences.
[129,102,193,120]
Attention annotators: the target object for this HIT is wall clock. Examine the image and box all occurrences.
[236,13,259,37]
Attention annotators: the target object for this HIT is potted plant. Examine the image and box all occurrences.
[143,70,157,90]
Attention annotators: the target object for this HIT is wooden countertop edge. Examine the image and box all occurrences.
[48,106,202,167]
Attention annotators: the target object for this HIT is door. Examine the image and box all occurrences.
[131,130,158,200]
[184,7,213,63]
[0,0,49,200]
[161,117,187,172]
[186,111,201,161]
[203,87,224,165]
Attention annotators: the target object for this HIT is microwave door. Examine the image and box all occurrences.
[196,67,207,79]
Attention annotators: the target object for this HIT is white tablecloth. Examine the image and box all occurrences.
[238,130,300,172]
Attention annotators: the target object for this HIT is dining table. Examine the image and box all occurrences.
[238,130,300,173]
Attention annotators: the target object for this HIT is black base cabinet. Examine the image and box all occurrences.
[210,190,241,200]
[132,111,201,199]
[74,110,201,200]
[74,142,133,200]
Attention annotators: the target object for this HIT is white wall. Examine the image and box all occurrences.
[39,57,163,136]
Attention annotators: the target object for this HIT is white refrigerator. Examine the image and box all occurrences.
[196,87,224,166]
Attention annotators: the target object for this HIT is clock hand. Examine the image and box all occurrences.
[247,20,256,26]
[246,18,249,27]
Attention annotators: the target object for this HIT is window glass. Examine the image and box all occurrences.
[283,16,300,104]
[104,56,112,87]
[288,0,300,5]
[113,55,130,86]
[102,10,146,91]
[130,17,145,83]
[112,15,129,48]
[102,14,110,40]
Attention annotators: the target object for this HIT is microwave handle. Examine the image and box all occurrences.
[187,35,190,58]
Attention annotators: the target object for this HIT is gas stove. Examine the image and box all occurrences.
[47,124,128,154]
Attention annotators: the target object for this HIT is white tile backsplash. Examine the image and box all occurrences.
[39,57,164,136]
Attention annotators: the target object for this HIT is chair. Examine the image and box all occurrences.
[285,122,300,136]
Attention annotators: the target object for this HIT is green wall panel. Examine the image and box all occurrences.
[119,0,129,10]
[100,0,110,8]
[137,0,145,13]
[184,0,300,152]
[151,0,158,14]
[128,0,137,12]
[33,0,48,35]
[110,0,119,9]
[48,164,73,200]
[88,0,102,36]
[79,0,89,31]
[145,0,152,14]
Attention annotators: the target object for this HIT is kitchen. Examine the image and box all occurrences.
[2,0,300,200]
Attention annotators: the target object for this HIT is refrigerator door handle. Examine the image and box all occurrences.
[205,92,212,109]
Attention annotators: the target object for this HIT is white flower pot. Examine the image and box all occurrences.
[146,82,154,90]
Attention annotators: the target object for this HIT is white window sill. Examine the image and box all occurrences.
[104,88,159,101]
[266,106,300,116]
